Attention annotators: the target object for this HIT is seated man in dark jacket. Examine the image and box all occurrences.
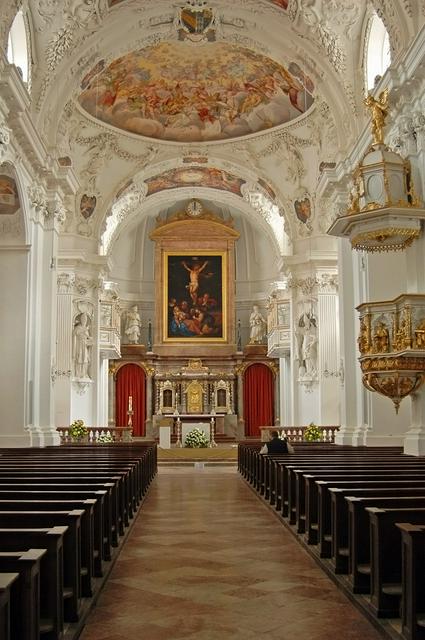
[260,430,294,454]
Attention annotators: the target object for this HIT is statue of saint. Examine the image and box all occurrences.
[302,330,318,377]
[125,305,141,344]
[73,312,92,378]
[249,305,267,344]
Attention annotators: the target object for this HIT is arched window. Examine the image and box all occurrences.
[365,13,391,91]
[7,10,30,85]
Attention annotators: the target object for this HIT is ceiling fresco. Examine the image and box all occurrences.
[107,0,288,9]
[78,41,314,143]
[145,167,245,197]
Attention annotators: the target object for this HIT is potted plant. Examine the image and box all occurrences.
[69,419,88,443]
[304,422,323,442]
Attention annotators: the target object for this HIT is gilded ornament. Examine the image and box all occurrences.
[414,318,425,349]
[351,227,420,252]
[362,371,424,413]
[364,89,389,146]
[372,321,390,354]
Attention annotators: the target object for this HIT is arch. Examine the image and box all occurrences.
[7,9,30,85]
[364,12,391,91]
[115,363,146,436]
[100,186,286,261]
[243,363,275,437]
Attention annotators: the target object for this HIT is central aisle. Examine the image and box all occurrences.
[80,468,384,640]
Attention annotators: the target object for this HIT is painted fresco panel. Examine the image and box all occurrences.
[0,175,20,215]
[146,167,245,197]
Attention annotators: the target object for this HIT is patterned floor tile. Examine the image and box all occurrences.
[79,467,384,640]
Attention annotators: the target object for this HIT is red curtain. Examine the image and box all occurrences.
[243,363,274,437]
[116,364,146,437]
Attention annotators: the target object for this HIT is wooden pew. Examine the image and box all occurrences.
[367,507,425,617]
[0,572,20,640]
[0,498,99,579]
[396,523,425,640]
[0,510,85,615]
[288,462,425,526]
[310,476,425,551]
[330,488,425,573]
[0,487,111,559]
[0,470,131,528]
[0,527,66,638]
[0,480,119,547]
[0,551,44,640]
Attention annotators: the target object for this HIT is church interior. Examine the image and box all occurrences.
[2,0,425,638]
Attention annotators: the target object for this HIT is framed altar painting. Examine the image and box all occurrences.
[163,251,227,342]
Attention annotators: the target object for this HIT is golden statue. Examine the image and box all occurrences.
[372,321,390,353]
[415,318,425,349]
[364,88,389,146]
[358,317,370,354]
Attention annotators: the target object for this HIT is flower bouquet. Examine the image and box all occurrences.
[69,419,88,442]
[97,432,114,444]
[304,422,323,442]
[184,427,209,448]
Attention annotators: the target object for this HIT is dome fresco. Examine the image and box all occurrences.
[78,41,314,143]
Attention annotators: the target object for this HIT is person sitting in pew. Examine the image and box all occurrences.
[260,430,294,454]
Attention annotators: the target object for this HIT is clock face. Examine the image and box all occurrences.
[187,200,203,217]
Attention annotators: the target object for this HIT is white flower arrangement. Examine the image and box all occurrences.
[69,419,88,440]
[184,427,209,448]
[97,433,114,444]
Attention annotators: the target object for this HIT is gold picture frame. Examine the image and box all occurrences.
[163,251,227,342]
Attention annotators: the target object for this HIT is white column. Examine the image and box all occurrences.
[54,273,74,428]
[318,271,340,425]
[0,245,31,446]
[335,242,365,445]
[336,238,409,446]
[404,228,425,454]
[97,359,109,428]
[28,213,60,447]
[279,356,293,426]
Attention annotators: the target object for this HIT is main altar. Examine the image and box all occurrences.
[109,202,278,441]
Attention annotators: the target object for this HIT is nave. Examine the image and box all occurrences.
[80,467,383,640]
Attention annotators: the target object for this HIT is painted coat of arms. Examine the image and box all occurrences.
[176,2,217,42]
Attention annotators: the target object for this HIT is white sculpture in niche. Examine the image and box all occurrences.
[125,305,141,344]
[296,310,318,381]
[249,304,267,344]
[302,329,318,377]
[73,312,92,378]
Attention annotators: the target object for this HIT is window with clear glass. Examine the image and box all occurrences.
[7,11,29,85]
[365,13,391,91]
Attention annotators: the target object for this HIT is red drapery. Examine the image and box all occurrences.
[116,364,146,437]
[243,363,274,437]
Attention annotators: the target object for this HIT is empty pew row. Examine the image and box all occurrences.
[238,442,425,640]
[0,443,157,640]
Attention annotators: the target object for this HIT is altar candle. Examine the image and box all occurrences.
[128,395,133,412]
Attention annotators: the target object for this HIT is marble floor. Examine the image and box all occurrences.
[80,467,385,640]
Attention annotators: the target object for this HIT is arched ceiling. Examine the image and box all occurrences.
[1,0,421,253]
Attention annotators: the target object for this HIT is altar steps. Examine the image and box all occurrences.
[157,443,238,465]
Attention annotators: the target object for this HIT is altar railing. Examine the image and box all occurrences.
[57,426,133,445]
[259,425,339,443]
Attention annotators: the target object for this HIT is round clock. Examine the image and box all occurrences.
[186,200,203,217]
